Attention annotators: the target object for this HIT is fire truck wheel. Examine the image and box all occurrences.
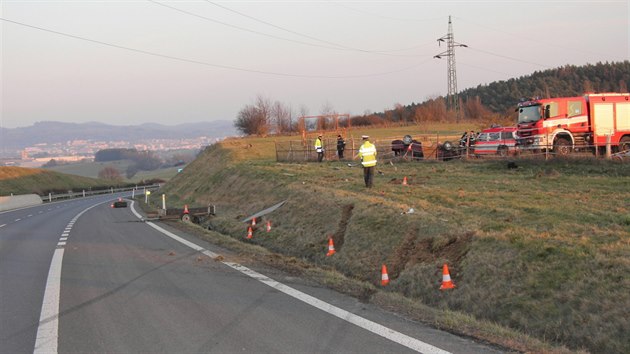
[619,136,630,152]
[553,137,572,156]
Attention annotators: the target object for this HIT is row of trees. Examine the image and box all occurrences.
[234,61,629,136]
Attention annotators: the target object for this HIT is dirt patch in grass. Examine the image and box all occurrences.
[331,204,354,251]
[389,231,474,280]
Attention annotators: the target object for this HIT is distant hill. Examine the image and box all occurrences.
[0,120,238,150]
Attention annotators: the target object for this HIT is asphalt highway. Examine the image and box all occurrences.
[1,196,506,353]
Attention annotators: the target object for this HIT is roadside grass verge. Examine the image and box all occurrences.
[153,133,630,354]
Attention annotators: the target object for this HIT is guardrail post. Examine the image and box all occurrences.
[162,194,166,210]
[49,193,52,202]
[82,190,85,198]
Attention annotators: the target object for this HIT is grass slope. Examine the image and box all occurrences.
[158,126,630,354]
[0,166,112,195]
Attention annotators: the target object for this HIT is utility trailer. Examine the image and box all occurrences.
[145,205,216,224]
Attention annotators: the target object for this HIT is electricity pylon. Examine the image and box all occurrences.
[434,16,467,121]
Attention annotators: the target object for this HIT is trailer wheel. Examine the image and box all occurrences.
[619,136,630,152]
[497,146,509,157]
[181,214,191,223]
[553,137,572,156]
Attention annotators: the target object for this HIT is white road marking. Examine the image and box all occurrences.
[28,214,33,217]
[59,237,68,241]
[34,249,64,354]
[34,201,105,354]
[130,202,450,354]
[15,218,21,222]
[0,224,6,228]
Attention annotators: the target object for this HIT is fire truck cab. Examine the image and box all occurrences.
[516,93,630,155]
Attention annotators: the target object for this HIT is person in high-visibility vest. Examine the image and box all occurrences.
[315,134,324,162]
[356,135,377,188]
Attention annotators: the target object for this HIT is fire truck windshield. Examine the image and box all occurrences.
[517,105,541,123]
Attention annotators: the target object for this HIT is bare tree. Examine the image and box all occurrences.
[234,95,272,136]
[98,166,123,183]
[394,103,409,124]
[271,100,292,134]
[319,102,336,130]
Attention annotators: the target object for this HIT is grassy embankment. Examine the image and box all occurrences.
[0,166,111,196]
[155,124,630,354]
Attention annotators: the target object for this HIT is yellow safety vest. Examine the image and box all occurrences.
[359,141,377,167]
[315,138,323,152]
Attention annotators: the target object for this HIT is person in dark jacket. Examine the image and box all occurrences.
[336,135,346,159]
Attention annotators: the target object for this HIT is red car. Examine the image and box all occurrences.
[474,126,518,156]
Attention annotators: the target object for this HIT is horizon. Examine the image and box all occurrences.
[1,1,628,129]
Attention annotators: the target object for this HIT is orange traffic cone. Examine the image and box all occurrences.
[381,264,390,286]
[183,204,189,214]
[251,217,256,226]
[439,263,455,290]
[266,220,272,232]
[402,176,408,185]
[326,237,336,256]
[246,226,253,239]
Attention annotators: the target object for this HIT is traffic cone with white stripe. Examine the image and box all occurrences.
[246,226,253,239]
[251,217,256,226]
[381,264,390,286]
[326,237,336,256]
[439,263,455,290]
[266,220,272,232]
[402,176,408,185]
[183,204,189,214]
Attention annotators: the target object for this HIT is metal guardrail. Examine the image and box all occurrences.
[40,184,161,203]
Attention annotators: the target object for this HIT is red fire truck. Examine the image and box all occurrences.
[515,93,630,155]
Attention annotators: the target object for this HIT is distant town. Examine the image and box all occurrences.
[0,136,220,168]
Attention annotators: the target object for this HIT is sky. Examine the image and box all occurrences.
[1,0,628,129]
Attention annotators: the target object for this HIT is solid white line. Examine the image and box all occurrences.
[224,262,450,354]
[129,202,450,354]
[34,249,63,354]
[34,201,107,354]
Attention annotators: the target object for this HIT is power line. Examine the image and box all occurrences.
[334,3,444,23]
[0,17,433,79]
[149,0,424,58]
[465,47,552,69]
[455,16,603,57]
[204,0,434,54]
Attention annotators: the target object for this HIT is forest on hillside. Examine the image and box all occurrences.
[457,61,630,115]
